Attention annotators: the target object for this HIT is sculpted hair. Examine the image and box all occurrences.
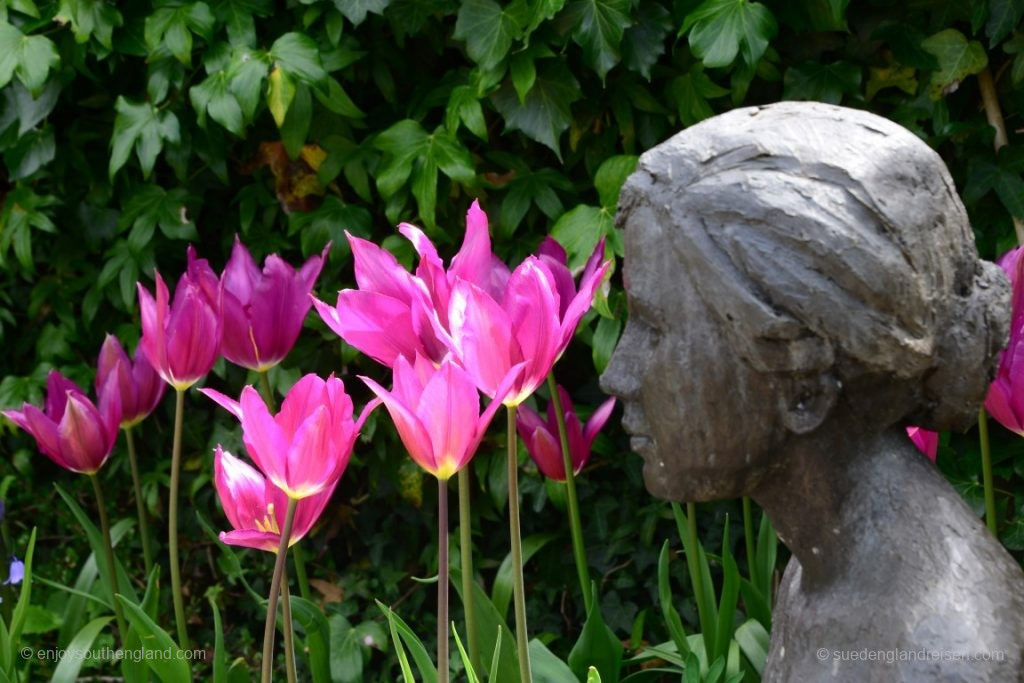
[618,102,1009,430]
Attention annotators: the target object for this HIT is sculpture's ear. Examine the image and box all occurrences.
[778,373,839,435]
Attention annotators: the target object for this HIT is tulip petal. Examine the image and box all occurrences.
[239,386,289,482]
[583,397,617,448]
[275,374,328,438]
[361,375,439,475]
[417,361,480,474]
[58,393,109,473]
[449,280,515,398]
[282,406,335,498]
[199,388,245,421]
[215,447,270,532]
[349,234,415,301]
[528,427,565,481]
[559,258,611,352]
[219,530,281,553]
[315,291,418,367]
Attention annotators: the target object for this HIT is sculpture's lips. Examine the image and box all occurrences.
[629,435,653,453]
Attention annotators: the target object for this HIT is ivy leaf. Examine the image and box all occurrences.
[0,23,60,95]
[491,59,581,160]
[622,2,672,80]
[270,32,328,86]
[143,3,214,65]
[454,0,525,71]
[985,0,1024,48]
[5,80,60,136]
[681,0,778,69]
[1006,32,1024,85]
[921,29,988,99]
[332,0,391,27]
[667,65,729,126]
[230,51,270,122]
[3,127,55,180]
[314,77,365,118]
[594,155,637,209]
[551,204,614,270]
[964,156,1024,220]
[446,85,488,140]
[872,23,938,70]
[498,166,571,235]
[109,97,181,179]
[510,52,536,102]
[117,185,197,244]
[0,185,57,272]
[565,0,634,81]
[267,66,296,127]
[218,0,272,46]
[375,120,476,229]
[866,65,917,99]
[190,71,245,136]
[783,60,861,104]
[55,0,123,50]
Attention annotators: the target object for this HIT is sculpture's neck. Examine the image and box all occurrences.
[752,424,934,585]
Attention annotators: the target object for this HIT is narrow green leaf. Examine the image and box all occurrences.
[50,617,113,683]
[117,595,192,682]
[734,618,769,675]
[374,602,437,683]
[491,532,557,620]
[568,584,623,682]
[529,639,577,682]
[452,623,480,683]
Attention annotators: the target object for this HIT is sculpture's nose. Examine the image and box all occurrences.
[599,337,640,400]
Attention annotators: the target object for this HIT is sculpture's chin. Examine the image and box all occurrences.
[641,457,753,503]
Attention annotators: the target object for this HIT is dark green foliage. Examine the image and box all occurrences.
[1,0,1023,680]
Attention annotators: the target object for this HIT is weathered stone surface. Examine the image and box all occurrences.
[600,102,1024,682]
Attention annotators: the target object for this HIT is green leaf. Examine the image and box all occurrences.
[491,533,557,620]
[332,0,391,26]
[3,126,54,180]
[281,83,312,158]
[374,602,438,683]
[271,32,328,86]
[733,618,769,675]
[220,0,272,46]
[682,0,778,68]
[587,666,603,683]
[592,314,621,374]
[594,154,637,209]
[783,60,861,104]
[315,77,365,118]
[529,639,577,683]
[144,3,213,65]
[109,97,180,179]
[551,204,613,270]
[964,158,1024,219]
[658,540,691,658]
[454,0,525,70]
[712,520,740,662]
[209,594,229,683]
[267,66,296,127]
[866,64,917,99]
[118,185,197,242]
[568,585,623,683]
[8,528,37,657]
[51,617,113,683]
[0,22,60,95]
[446,85,488,140]
[191,71,244,135]
[871,23,938,70]
[985,0,1024,47]
[622,2,672,80]
[117,596,192,681]
[55,0,123,49]
[328,614,364,683]
[491,59,581,159]
[565,0,633,80]
[289,597,332,683]
[668,65,729,126]
[921,29,988,99]
[452,624,480,683]
[449,565,520,683]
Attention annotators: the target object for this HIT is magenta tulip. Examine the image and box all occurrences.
[517,386,616,481]
[361,355,521,480]
[905,426,938,463]
[137,246,223,390]
[313,201,510,367]
[221,238,327,371]
[3,370,121,474]
[201,374,377,499]
[214,446,335,553]
[535,236,610,350]
[985,246,1024,434]
[96,335,166,428]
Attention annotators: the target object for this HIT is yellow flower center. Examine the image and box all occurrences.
[254,503,280,534]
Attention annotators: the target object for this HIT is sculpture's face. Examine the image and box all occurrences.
[600,204,783,501]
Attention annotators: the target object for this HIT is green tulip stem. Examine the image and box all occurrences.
[258,370,277,412]
[979,408,998,535]
[742,497,756,582]
[457,467,481,673]
[262,497,298,683]
[89,473,127,644]
[281,570,297,683]
[507,405,533,683]
[438,477,450,683]
[169,388,189,649]
[545,372,592,613]
[124,426,154,577]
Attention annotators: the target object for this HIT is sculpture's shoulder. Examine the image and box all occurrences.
[764,540,1024,683]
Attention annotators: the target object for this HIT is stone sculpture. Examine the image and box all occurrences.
[600,102,1024,682]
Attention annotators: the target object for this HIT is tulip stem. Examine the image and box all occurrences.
[546,373,592,614]
[438,477,450,683]
[457,468,480,673]
[507,405,532,683]
[90,473,128,644]
[258,370,277,412]
[979,408,998,535]
[742,497,756,583]
[124,427,154,578]
[169,388,189,650]
[281,570,297,683]
[262,497,298,683]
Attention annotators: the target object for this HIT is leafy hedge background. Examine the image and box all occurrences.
[1,0,1023,679]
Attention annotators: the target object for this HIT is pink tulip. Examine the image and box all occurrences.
[517,386,616,481]
[312,201,510,367]
[360,355,522,480]
[535,236,610,351]
[214,447,335,552]
[985,246,1024,434]
[96,334,166,428]
[201,374,377,499]
[137,246,223,390]
[3,370,121,474]
[221,238,328,371]
[905,426,938,463]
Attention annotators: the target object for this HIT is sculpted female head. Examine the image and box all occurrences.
[600,102,1009,502]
